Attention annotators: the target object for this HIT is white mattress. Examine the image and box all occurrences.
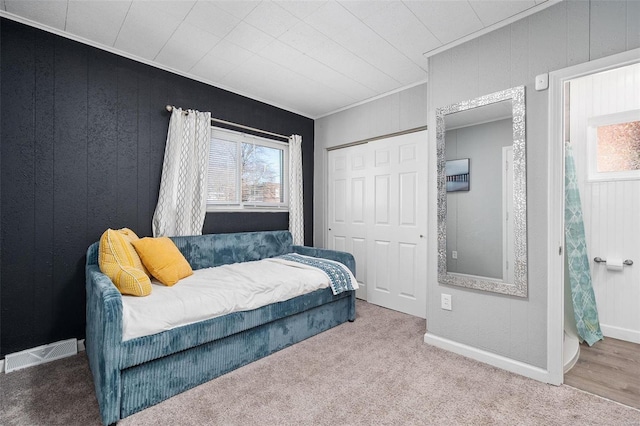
[121,257,334,341]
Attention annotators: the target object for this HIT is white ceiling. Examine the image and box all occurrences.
[1,0,554,118]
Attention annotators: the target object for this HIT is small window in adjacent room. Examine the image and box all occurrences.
[588,111,640,181]
[207,127,288,211]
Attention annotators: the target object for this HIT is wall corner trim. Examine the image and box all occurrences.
[423,332,554,384]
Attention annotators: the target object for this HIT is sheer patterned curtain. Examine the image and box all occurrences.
[288,135,304,245]
[152,107,211,237]
[565,142,603,346]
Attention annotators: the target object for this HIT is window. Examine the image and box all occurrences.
[208,127,288,210]
[588,111,640,181]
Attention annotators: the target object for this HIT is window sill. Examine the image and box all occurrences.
[206,208,289,213]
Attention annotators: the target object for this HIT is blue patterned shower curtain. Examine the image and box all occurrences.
[564,143,603,346]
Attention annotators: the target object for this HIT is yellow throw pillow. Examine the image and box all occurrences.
[132,237,193,286]
[98,228,152,297]
[117,228,151,277]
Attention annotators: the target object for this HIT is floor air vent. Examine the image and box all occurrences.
[5,338,77,373]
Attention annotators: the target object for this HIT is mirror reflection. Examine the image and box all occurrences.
[437,86,527,297]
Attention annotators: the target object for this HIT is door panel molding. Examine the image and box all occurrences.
[327,130,428,317]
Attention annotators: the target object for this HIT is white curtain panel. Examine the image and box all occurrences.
[288,135,304,245]
[152,107,211,237]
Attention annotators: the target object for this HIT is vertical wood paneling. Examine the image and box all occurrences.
[450,40,480,103]
[628,0,640,50]
[509,19,529,88]
[1,24,36,351]
[87,49,118,241]
[53,36,89,341]
[0,18,314,356]
[202,212,289,235]
[144,72,169,238]
[135,67,157,237]
[478,26,511,96]
[566,0,590,67]
[33,30,56,341]
[590,0,629,60]
[528,5,568,78]
[116,62,140,228]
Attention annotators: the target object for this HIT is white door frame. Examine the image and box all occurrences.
[547,48,640,386]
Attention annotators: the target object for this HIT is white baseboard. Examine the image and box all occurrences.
[0,359,4,374]
[600,324,640,344]
[77,339,86,352]
[424,332,552,384]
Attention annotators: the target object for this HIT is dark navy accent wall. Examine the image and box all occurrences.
[0,19,314,357]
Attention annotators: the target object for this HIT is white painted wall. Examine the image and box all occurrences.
[315,0,639,373]
[427,0,640,369]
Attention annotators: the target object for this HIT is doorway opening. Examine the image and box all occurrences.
[547,48,640,403]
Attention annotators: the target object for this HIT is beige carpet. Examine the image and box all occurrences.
[1,300,639,425]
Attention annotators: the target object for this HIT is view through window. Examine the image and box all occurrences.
[208,127,288,209]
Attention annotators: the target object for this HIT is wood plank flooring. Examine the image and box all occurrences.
[564,337,640,409]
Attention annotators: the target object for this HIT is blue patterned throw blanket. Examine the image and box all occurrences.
[274,254,357,295]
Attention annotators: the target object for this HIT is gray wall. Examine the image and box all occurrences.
[315,0,639,372]
[314,83,428,246]
[428,0,640,369]
[445,119,512,279]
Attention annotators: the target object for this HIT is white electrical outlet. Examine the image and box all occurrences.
[441,294,452,311]
[452,251,458,259]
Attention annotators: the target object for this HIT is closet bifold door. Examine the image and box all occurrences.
[327,130,428,318]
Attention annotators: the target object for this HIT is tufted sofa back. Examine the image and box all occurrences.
[170,230,293,270]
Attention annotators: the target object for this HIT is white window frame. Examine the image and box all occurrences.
[207,126,289,212]
[587,109,640,182]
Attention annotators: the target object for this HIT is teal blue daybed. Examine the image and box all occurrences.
[85,230,356,425]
